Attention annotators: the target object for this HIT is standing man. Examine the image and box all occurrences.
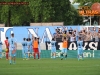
[0,40,3,59]
[8,33,17,64]
[61,37,68,60]
[77,37,84,61]
[50,38,56,59]
[32,36,39,59]
[4,37,9,60]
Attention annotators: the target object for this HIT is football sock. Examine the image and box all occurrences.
[54,56,55,58]
[9,60,12,64]
[26,54,28,59]
[61,53,63,58]
[65,54,67,58]
[37,53,40,59]
[34,53,36,59]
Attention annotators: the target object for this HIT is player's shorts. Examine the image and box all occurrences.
[9,50,16,57]
[25,49,28,53]
[9,47,16,57]
[51,47,56,53]
[30,48,33,53]
[77,48,83,55]
[33,48,39,53]
[61,48,67,53]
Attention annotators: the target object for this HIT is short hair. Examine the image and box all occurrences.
[23,38,26,41]
[11,33,14,37]
[52,38,54,41]
[26,38,29,41]
[6,37,8,39]
[29,38,31,41]
[34,37,37,40]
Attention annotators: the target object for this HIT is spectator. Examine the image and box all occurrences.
[68,27,73,35]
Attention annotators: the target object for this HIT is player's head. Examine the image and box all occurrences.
[37,37,39,40]
[23,38,26,41]
[52,38,55,41]
[34,37,37,40]
[28,38,31,41]
[6,37,8,39]
[11,33,14,37]
[26,38,28,41]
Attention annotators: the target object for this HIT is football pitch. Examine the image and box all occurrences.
[0,58,100,75]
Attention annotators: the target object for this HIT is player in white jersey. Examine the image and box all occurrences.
[77,37,84,61]
[22,38,27,60]
[50,38,56,59]
[8,33,17,64]
[0,40,3,59]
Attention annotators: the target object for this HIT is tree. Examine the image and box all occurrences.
[0,0,83,26]
[0,0,32,26]
[73,0,100,25]
[29,0,83,25]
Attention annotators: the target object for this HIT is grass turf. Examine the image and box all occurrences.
[0,58,100,75]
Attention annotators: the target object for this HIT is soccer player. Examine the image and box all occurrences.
[22,38,27,60]
[50,38,56,59]
[32,36,39,59]
[29,38,33,58]
[4,37,9,60]
[61,37,68,60]
[77,37,84,61]
[8,33,17,64]
[0,40,3,59]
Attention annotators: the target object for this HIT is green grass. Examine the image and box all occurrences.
[0,58,100,75]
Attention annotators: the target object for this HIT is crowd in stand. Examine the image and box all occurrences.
[53,26,100,42]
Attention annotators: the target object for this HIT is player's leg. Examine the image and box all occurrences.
[6,52,9,60]
[64,48,67,59]
[81,49,84,60]
[77,48,80,61]
[5,48,9,60]
[37,48,40,59]
[38,48,41,59]
[33,48,36,59]
[9,50,12,64]
[53,47,56,59]
[61,48,64,60]
[28,50,30,59]
[29,48,33,58]
[25,48,28,60]
[51,47,54,58]
[22,49,25,59]
[12,53,16,64]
